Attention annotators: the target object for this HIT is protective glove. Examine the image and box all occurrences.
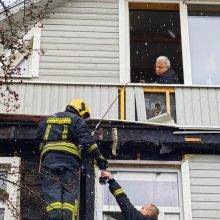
[96,155,108,170]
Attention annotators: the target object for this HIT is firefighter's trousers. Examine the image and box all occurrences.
[41,151,80,220]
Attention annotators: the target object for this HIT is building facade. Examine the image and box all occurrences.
[0,0,220,220]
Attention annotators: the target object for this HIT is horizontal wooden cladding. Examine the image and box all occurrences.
[189,162,220,170]
[191,177,220,186]
[40,63,119,71]
[43,24,119,33]
[1,84,119,119]
[48,13,118,21]
[41,37,118,45]
[39,69,119,77]
[37,74,119,83]
[185,154,220,163]
[192,202,220,210]
[191,185,220,194]
[61,1,118,9]
[41,31,118,39]
[40,56,119,64]
[42,18,118,27]
[40,43,119,51]
[190,170,220,178]
[52,7,118,15]
[192,210,220,218]
[192,194,220,202]
[41,50,118,58]
[129,3,179,11]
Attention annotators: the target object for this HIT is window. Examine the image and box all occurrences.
[144,87,176,121]
[129,3,183,84]
[0,22,41,78]
[95,160,191,220]
[188,4,220,85]
[0,157,20,220]
[120,1,220,86]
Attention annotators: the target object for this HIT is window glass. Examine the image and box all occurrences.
[103,171,179,207]
[0,209,4,220]
[188,4,220,85]
[145,93,166,119]
[129,3,183,83]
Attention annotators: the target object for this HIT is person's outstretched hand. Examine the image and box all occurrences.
[101,170,113,180]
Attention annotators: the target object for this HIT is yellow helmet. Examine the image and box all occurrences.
[67,99,90,119]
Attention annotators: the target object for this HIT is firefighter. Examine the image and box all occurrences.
[35,99,108,220]
[101,171,159,220]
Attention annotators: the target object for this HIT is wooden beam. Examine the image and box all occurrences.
[129,3,179,11]
[144,87,175,93]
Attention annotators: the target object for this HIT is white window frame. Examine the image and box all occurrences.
[95,160,193,220]
[119,0,220,85]
[0,22,41,78]
[0,157,21,220]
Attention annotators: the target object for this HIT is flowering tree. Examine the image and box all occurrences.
[0,0,50,112]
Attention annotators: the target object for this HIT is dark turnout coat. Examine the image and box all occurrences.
[153,68,179,84]
[108,178,153,220]
[35,109,102,159]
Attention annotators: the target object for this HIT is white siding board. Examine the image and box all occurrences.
[190,170,220,178]
[187,155,220,220]
[41,50,118,57]
[58,85,68,112]
[48,13,118,21]
[208,89,218,126]
[189,162,220,170]
[43,25,118,32]
[192,210,220,218]
[91,86,101,118]
[192,202,220,210]
[37,0,119,84]
[183,88,193,125]
[41,31,118,39]
[53,7,118,15]
[175,88,185,125]
[40,69,118,77]
[40,63,119,71]
[43,19,118,26]
[190,178,220,186]
[107,86,119,119]
[32,84,43,115]
[64,2,118,8]
[35,74,119,83]
[176,87,220,127]
[191,185,220,194]
[85,86,93,115]
[126,87,135,121]
[41,56,119,64]
[134,87,146,121]
[217,90,220,125]
[186,155,220,162]
[100,86,110,119]
[199,88,210,126]
[41,43,118,51]
[192,194,220,202]
[41,37,118,45]
[191,89,202,126]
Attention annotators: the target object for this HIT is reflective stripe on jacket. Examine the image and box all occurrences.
[41,141,81,160]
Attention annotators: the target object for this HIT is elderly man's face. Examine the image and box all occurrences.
[155,61,169,75]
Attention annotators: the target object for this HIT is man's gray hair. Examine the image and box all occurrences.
[156,56,170,68]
